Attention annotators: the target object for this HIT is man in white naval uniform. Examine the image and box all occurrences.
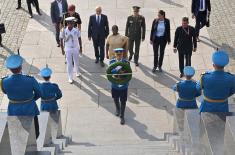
[60,17,83,84]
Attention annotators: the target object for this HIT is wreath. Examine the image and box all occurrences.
[106,61,132,85]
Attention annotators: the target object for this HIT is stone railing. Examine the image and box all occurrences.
[0,110,71,155]
[172,105,235,155]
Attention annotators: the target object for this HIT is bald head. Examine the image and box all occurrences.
[95,6,102,15]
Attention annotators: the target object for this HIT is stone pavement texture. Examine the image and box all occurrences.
[0,0,30,104]
[0,0,234,154]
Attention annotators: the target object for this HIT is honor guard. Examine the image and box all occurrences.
[173,66,201,109]
[125,6,146,66]
[39,66,62,112]
[109,48,130,125]
[1,54,41,138]
[197,51,235,112]
[60,17,83,83]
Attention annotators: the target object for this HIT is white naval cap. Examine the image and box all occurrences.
[65,16,77,22]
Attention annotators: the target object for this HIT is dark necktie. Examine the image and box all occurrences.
[200,0,204,10]
[97,15,100,25]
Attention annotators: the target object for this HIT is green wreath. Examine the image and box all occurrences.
[106,61,132,85]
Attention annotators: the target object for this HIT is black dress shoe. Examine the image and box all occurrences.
[135,62,139,66]
[180,73,184,78]
[30,15,33,18]
[38,12,42,16]
[57,44,60,47]
[100,61,105,67]
[95,59,99,63]
[152,67,157,73]
[128,56,132,61]
[120,117,125,125]
[115,110,120,117]
[159,67,163,72]
[16,6,21,10]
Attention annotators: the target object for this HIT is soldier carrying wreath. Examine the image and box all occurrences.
[106,48,132,125]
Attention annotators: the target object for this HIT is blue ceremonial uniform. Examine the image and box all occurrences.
[3,54,41,138]
[110,58,129,102]
[109,48,131,125]
[39,82,62,112]
[197,51,235,112]
[110,58,129,91]
[197,71,235,112]
[2,74,41,116]
[173,80,201,108]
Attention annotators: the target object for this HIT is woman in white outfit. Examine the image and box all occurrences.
[60,17,82,83]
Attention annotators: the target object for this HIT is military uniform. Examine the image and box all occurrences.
[39,67,62,112]
[106,34,129,59]
[173,66,201,108]
[1,54,41,138]
[125,6,146,65]
[197,51,235,112]
[109,48,130,125]
[60,17,82,83]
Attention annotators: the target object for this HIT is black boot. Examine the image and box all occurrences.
[120,117,125,125]
[120,101,126,125]
[114,98,120,116]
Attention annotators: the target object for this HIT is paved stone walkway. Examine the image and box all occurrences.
[207,0,235,72]
[0,0,30,104]
[0,0,234,154]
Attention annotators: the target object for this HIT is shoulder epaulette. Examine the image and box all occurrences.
[25,74,34,78]
[1,75,8,80]
[201,71,209,76]
[226,72,234,76]
[52,83,58,87]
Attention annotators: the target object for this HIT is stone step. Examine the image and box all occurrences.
[58,140,181,155]
[59,145,180,155]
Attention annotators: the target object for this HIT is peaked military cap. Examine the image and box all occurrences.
[212,51,229,67]
[5,54,24,69]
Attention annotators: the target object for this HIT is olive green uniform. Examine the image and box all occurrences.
[125,15,146,63]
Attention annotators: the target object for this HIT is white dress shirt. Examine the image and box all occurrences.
[57,0,63,17]
[199,0,206,11]
[96,14,101,24]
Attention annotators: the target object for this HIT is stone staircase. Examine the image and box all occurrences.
[59,135,180,155]
[59,138,180,155]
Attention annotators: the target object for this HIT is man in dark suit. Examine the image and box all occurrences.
[173,17,197,78]
[88,6,109,67]
[191,0,211,41]
[16,0,41,18]
[51,0,68,47]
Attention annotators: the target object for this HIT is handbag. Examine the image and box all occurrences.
[0,23,6,34]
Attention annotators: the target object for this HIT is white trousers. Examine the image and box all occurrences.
[65,48,80,80]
